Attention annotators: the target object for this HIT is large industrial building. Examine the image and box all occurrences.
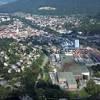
[49,54,90,91]
[57,72,77,91]
[60,39,80,56]
[61,55,90,81]
[49,38,100,91]
[61,39,80,50]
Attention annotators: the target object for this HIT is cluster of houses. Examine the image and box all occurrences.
[0,42,41,87]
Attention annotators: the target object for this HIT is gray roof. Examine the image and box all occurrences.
[57,72,77,85]
[61,55,89,75]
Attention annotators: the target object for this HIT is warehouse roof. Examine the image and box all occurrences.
[61,55,89,75]
[57,72,77,85]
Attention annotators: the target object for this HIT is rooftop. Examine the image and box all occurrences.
[61,55,89,75]
[57,72,77,85]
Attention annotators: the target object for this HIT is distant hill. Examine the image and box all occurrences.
[0,0,100,15]
[0,0,16,5]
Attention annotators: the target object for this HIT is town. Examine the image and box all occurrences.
[0,13,100,100]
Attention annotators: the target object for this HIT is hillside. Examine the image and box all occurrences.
[0,0,100,15]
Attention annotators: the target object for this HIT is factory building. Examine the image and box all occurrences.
[61,39,80,55]
[57,72,77,91]
[62,55,90,81]
[49,54,90,91]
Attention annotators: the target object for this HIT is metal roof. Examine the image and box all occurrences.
[61,55,89,75]
[57,72,77,85]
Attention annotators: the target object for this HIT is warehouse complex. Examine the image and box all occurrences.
[49,39,100,91]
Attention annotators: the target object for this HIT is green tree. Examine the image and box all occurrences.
[20,68,39,99]
[0,86,11,100]
[85,79,100,95]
